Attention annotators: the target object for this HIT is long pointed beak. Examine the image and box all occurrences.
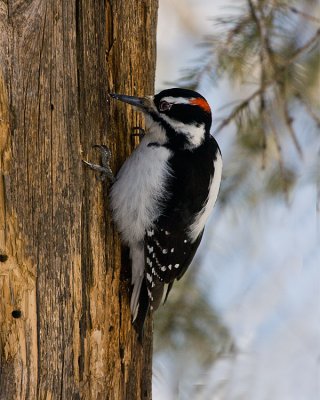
[109,93,151,110]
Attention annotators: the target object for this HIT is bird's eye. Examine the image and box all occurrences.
[159,101,171,112]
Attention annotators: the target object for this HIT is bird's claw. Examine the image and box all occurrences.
[83,145,115,182]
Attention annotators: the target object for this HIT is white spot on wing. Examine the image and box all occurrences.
[147,230,154,237]
[147,288,153,301]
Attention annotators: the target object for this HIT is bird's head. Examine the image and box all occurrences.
[110,88,212,149]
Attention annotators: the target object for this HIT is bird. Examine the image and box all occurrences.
[84,88,222,338]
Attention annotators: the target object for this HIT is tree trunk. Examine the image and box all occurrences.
[0,1,158,399]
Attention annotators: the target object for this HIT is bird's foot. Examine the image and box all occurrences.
[83,145,115,182]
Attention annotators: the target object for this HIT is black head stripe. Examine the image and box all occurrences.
[149,110,189,149]
[153,88,212,134]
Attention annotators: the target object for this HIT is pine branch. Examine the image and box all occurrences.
[266,114,290,202]
[285,28,320,66]
[214,87,264,134]
[214,26,320,135]
[248,0,272,167]
[297,94,320,127]
[282,101,303,158]
[287,6,320,24]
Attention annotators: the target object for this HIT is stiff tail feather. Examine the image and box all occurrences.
[132,277,150,340]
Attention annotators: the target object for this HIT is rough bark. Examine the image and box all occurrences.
[0,1,158,399]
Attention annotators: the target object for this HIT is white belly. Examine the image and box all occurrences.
[110,134,172,245]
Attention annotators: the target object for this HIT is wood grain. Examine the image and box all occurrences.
[0,1,158,398]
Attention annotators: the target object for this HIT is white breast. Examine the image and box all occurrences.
[110,127,172,245]
[188,150,223,242]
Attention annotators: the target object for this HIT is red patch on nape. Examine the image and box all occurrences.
[189,97,211,113]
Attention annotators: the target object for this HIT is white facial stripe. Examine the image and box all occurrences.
[161,96,190,105]
[183,123,205,148]
[160,114,205,147]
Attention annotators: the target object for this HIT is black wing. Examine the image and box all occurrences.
[144,222,204,309]
[133,221,203,339]
[133,136,220,337]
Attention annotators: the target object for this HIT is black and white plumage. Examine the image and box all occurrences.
[109,88,222,336]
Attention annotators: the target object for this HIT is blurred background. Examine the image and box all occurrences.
[153,1,320,399]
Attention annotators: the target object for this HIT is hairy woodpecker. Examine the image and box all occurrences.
[85,88,222,337]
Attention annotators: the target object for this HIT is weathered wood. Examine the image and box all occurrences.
[0,1,158,399]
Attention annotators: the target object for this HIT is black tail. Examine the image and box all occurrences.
[132,277,150,341]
